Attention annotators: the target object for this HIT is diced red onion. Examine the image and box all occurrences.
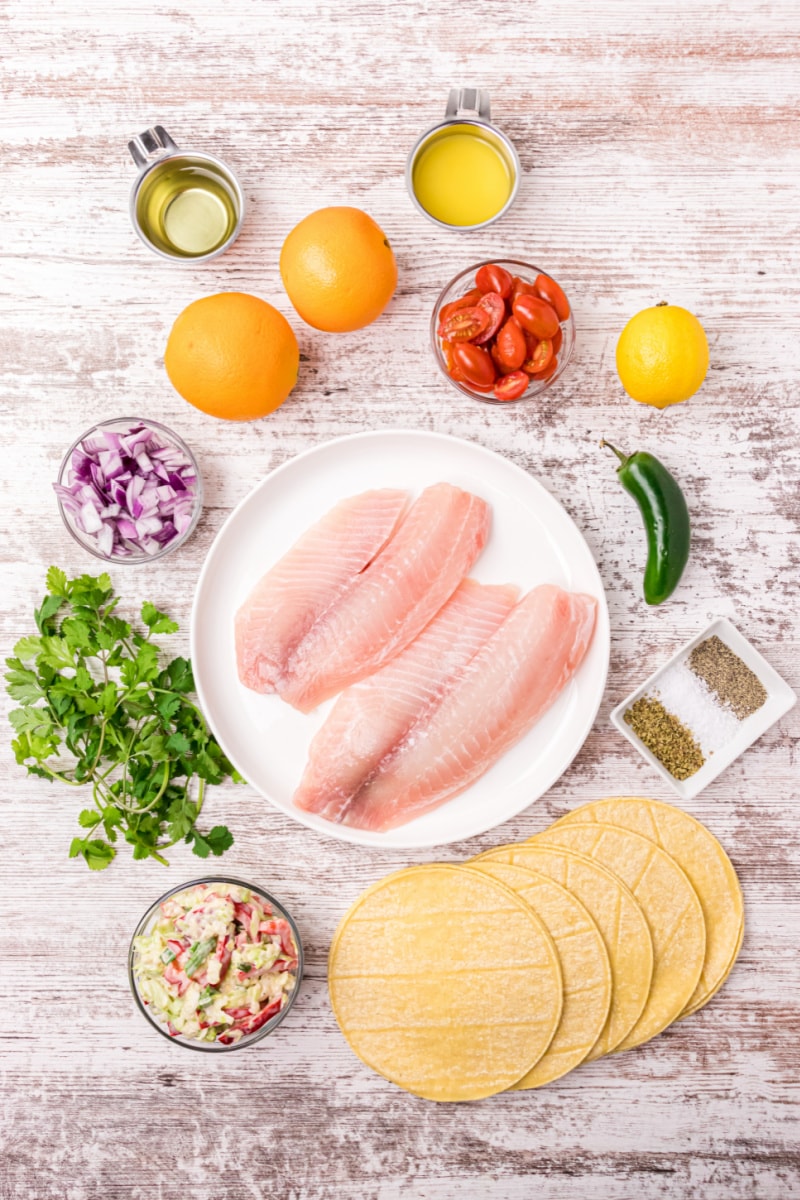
[55,422,200,560]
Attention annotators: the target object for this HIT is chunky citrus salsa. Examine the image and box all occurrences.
[132,882,299,1045]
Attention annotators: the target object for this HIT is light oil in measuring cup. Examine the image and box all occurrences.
[135,160,239,258]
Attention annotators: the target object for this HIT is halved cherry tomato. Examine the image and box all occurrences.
[440,306,490,342]
[453,343,496,388]
[494,318,527,370]
[531,354,559,381]
[534,273,570,321]
[511,275,538,303]
[437,288,482,334]
[493,370,529,402]
[512,294,560,339]
[523,337,553,375]
[551,325,563,355]
[475,263,513,300]
[472,292,505,344]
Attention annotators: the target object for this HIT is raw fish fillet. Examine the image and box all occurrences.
[279,483,491,712]
[294,579,520,821]
[235,489,408,693]
[339,584,598,832]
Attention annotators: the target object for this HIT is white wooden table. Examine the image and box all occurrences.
[2,2,799,1197]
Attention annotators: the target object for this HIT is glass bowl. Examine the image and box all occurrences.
[431,259,576,405]
[55,416,203,564]
[128,876,304,1052]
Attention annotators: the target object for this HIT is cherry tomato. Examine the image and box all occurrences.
[512,294,560,339]
[475,263,513,299]
[511,275,538,303]
[441,340,458,372]
[531,354,559,381]
[472,292,505,344]
[534,273,570,321]
[490,343,518,375]
[440,306,490,342]
[494,318,527,370]
[493,371,529,402]
[452,342,496,388]
[437,288,482,334]
[551,325,563,355]
[442,341,471,384]
[523,337,553,375]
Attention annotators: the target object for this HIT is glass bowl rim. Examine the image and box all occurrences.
[127,874,304,1052]
[56,415,204,564]
[430,258,575,405]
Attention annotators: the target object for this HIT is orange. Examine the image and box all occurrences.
[164,292,299,421]
[280,206,397,333]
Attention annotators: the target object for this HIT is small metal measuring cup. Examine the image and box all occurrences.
[406,89,520,231]
[127,126,245,262]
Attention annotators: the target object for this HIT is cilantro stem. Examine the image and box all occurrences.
[88,720,107,772]
[37,761,81,787]
[120,758,171,816]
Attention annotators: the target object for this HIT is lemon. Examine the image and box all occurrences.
[616,303,709,409]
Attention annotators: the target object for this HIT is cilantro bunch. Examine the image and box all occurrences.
[6,568,239,870]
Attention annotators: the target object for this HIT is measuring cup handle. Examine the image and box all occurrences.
[445,88,491,122]
[128,125,178,169]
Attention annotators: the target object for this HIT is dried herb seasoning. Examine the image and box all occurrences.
[624,695,705,780]
[688,636,767,719]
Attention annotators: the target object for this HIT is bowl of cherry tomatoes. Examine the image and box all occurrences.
[431,260,575,404]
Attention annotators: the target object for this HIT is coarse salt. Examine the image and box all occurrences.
[650,659,740,759]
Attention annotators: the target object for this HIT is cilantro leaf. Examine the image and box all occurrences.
[46,567,69,596]
[141,602,180,636]
[7,570,241,874]
[204,825,234,856]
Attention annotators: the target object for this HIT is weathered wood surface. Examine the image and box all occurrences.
[1,1,799,1197]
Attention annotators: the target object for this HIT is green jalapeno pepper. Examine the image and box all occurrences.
[601,440,691,605]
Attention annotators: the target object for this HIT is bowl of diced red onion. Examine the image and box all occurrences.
[54,417,203,563]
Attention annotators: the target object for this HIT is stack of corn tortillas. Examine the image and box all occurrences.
[328,797,744,1101]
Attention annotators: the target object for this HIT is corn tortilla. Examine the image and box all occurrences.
[470,859,611,1087]
[328,863,563,1101]
[554,796,743,1016]
[534,822,706,1050]
[473,843,653,1059]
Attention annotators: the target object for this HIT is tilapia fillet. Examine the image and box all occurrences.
[235,489,408,694]
[278,482,491,712]
[294,579,520,822]
[298,584,598,832]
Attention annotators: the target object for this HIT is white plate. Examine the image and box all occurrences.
[190,431,610,849]
[610,616,796,800]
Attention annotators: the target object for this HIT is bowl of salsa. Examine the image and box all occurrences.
[129,877,303,1051]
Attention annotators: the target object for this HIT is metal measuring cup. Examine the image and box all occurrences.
[127,126,245,262]
[405,89,520,231]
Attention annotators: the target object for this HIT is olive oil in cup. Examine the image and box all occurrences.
[128,126,244,262]
[407,90,520,231]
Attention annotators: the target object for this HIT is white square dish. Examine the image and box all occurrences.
[610,617,796,801]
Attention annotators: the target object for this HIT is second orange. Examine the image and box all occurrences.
[280,206,397,333]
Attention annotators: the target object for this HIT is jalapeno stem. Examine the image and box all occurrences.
[599,439,630,468]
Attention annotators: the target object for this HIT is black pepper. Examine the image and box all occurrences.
[688,636,767,719]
